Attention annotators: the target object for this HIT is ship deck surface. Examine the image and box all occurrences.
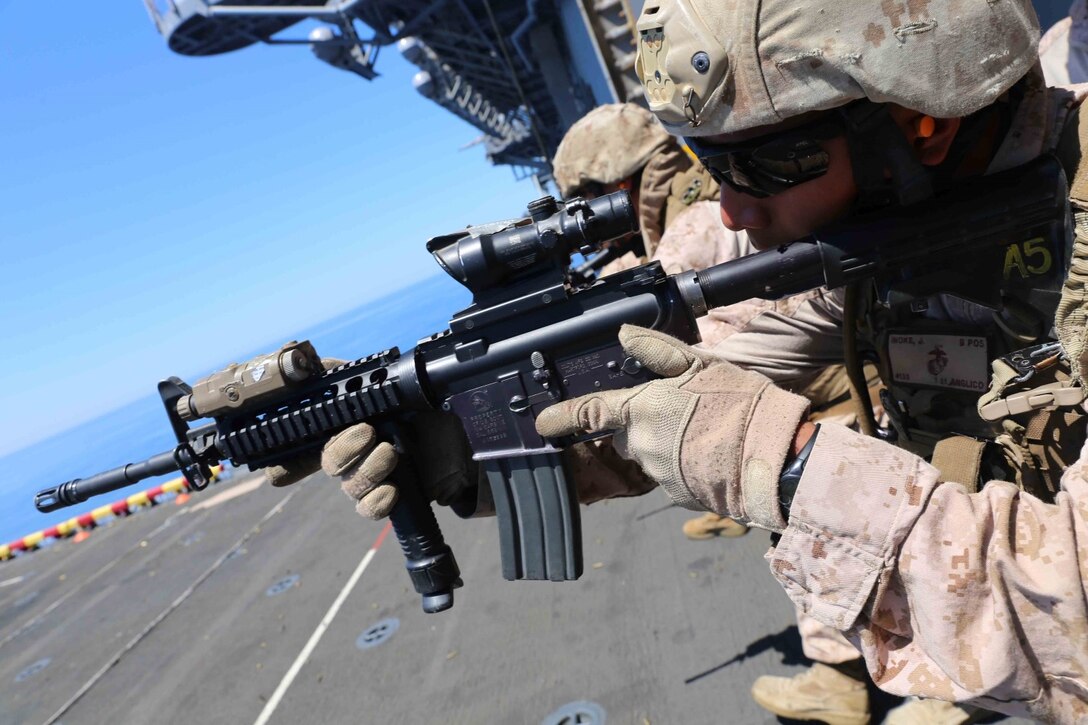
[0,472,1028,724]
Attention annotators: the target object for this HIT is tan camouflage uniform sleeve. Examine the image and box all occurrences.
[652,201,758,347]
[712,285,847,392]
[651,201,827,349]
[767,422,1088,722]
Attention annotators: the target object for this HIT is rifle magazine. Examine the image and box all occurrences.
[484,453,583,582]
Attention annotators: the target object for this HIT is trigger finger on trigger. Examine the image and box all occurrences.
[322,424,378,476]
[339,441,398,500]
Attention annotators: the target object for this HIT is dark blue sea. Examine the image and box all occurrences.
[0,275,471,544]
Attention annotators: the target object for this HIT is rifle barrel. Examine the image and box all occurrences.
[694,242,826,310]
[34,449,180,513]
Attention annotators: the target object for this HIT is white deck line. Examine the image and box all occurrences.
[253,521,392,725]
[42,491,299,725]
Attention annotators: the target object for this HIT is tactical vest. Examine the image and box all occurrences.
[844,85,1088,499]
[849,192,1082,498]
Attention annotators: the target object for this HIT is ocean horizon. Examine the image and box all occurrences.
[0,274,471,544]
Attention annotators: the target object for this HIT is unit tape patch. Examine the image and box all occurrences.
[888,333,989,392]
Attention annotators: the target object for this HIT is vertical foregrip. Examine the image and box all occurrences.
[382,422,462,614]
[388,486,462,613]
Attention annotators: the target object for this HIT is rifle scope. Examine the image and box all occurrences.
[426,192,636,295]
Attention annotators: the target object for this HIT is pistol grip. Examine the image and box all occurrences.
[484,452,582,581]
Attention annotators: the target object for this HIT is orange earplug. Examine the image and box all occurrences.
[916,115,936,139]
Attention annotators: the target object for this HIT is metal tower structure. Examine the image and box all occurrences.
[143,0,645,182]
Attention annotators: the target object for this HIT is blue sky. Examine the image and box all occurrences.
[0,2,535,457]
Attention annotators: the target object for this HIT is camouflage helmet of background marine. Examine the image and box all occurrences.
[635,0,1041,138]
[552,103,673,198]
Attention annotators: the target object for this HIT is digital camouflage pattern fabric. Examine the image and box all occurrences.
[551,103,672,197]
[635,0,1040,138]
[769,421,1088,722]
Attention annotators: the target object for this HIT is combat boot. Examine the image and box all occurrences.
[883,697,979,725]
[681,512,748,540]
[750,662,870,725]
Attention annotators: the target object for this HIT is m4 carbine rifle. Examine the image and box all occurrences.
[35,155,1068,613]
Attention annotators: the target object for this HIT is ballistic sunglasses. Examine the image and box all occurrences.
[684,115,845,198]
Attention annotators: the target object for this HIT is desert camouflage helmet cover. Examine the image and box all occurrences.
[635,0,1041,137]
[552,103,673,197]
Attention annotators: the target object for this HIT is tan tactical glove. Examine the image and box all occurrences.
[535,325,810,531]
[264,356,476,519]
[267,411,477,519]
[563,438,658,504]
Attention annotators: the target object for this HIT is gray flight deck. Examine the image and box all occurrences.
[0,472,1029,725]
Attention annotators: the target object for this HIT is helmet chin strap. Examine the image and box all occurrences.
[839,102,934,213]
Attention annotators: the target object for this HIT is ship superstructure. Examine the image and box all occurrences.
[144,0,646,182]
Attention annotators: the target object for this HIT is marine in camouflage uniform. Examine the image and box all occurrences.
[551,102,719,276]
[557,101,761,535]
[653,204,873,545]
[581,123,872,541]
[272,1,1088,722]
[542,0,1085,721]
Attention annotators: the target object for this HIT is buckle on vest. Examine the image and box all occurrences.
[979,380,1087,420]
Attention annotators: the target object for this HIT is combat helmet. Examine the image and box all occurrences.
[635,0,1041,208]
[552,103,673,198]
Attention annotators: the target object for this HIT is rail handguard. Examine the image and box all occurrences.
[35,155,1069,612]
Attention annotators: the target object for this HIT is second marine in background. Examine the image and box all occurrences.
[550,102,719,275]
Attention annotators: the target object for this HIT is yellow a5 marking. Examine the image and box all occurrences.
[1004,237,1053,280]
